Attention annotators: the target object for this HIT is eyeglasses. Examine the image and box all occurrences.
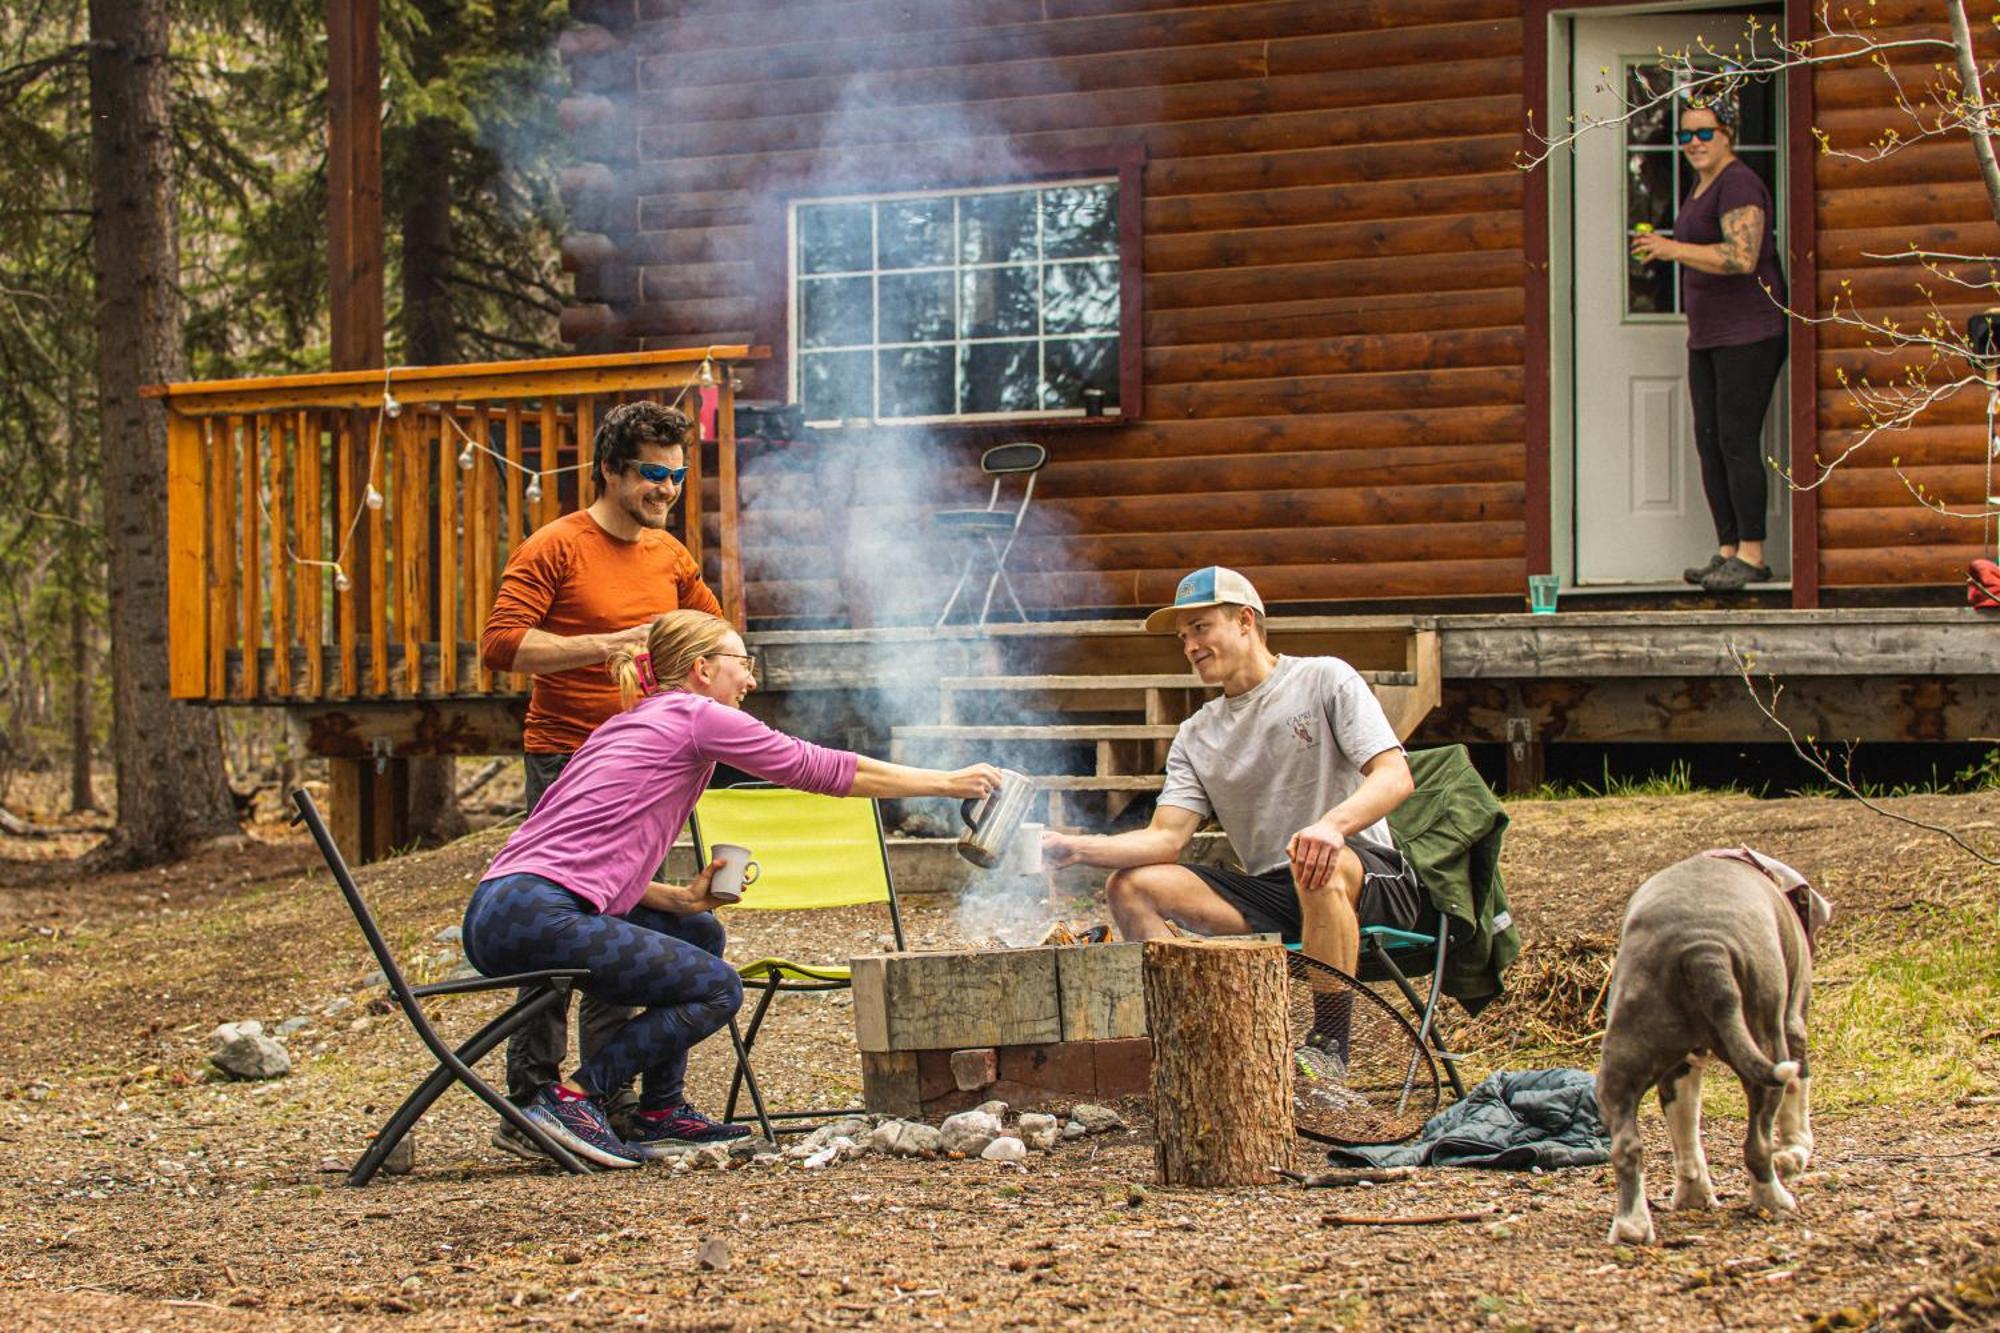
[707,651,757,675]
[1675,127,1720,145]
[632,461,688,485]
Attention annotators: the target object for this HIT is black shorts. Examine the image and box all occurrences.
[1186,838,1424,943]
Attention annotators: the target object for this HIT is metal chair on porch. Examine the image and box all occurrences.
[688,784,907,1141]
[934,441,1046,626]
[289,789,593,1183]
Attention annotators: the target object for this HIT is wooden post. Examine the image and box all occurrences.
[1142,937,1293,1186]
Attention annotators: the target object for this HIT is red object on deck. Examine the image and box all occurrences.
[1969,559,2000,610]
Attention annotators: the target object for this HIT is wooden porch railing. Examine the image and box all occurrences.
[151,347,757,704]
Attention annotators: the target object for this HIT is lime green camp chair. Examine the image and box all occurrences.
[688,784,906,1141]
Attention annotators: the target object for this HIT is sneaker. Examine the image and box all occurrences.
[523,1085,641,1169]
[1683,552,1728,585]
[1701,556,1773,592]
[491,1116,549,1163]
[1294,1038,1370,1115]
[624,1102,753,1152]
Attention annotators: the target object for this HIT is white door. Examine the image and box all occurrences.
[1571,13,1790,584]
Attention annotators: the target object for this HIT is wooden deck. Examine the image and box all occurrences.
[275,608,1997,828]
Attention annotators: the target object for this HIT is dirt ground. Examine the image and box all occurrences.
[0,787,1997,1330]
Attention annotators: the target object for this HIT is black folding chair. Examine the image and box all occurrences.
[289,789,593,1183]
[934,441,1046,626]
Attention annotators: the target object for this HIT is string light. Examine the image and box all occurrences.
[240,349,723,605]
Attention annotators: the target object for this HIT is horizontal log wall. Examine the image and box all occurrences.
[1811,0,1996,590]
[562,0,1527,620]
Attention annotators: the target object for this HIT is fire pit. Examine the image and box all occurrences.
[851,938,1153,1119]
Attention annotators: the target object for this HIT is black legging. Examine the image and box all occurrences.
[1687,334,1787,546]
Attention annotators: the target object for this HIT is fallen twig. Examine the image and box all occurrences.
[454,757,508,802]
[1274,1165,1419,1188]
[1321,1205,1498,1227]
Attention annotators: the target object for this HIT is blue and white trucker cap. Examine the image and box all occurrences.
[1144,566,1266,634]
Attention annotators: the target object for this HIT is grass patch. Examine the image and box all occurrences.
[1516,758,1737,802]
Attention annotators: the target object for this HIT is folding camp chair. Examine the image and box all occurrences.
[289,790,594,1183]
[687,784,905,1142]
[1286,916,1468,1101]
[934,441,1046,626]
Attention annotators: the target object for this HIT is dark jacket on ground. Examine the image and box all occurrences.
[1324,1068,1609,1169]
[1387,744,1521,1016]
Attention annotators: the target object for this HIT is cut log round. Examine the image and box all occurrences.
[1142,937,1294,1186]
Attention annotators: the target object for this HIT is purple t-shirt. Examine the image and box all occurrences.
[1676,160,1788,349]
[482,691,858,916]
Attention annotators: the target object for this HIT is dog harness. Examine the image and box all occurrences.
[1703,846,1819,956]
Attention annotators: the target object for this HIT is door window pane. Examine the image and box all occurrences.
[960,265,1039,340]
[878,198,953,270]
[1043,338,1119,411]
[960,192,1037,264]
[1041,184,1117,259]
[1043,260,1119,335]
[800,276,873,349]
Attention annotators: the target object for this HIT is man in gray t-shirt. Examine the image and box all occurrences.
[1043,567,1421,979]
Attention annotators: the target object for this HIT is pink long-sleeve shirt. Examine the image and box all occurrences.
[482,691,859,916]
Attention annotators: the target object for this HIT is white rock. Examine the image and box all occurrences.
[1061,1120,1087,1141]
[1018,1113,1060,1151]
[975,1099,1009,1120]
[1068,1103,1125,1134]
[433,924,463,944]
[938,1110,1002,1156]
[865,1120,941,1158]
[208,1020,263,1051]
[802,1144,840,1169]
[981,1136,1028,1163]
[826,1116,871,1142]
[694,1144,732,1170]
[211,1032,290,1080]
[274,1016,310,1039]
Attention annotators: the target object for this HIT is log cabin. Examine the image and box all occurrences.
[553,0,1997,617]
[152,0,2000,859]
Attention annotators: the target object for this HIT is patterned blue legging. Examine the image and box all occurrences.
[463,873,743,1111]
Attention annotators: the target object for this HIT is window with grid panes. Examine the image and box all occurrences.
[1624,65,1781,319]
[789,179,1121,424]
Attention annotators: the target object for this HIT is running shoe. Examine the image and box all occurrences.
[523,1084,641,1169]
[624,1102,753,1153]
[490,1116,548,1163]
[1294,1039,1371,1116]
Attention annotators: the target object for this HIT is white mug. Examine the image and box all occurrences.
[708,843,760,903]
[1004,823,1045,874]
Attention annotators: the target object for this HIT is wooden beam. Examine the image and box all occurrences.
[327,0,383,374]
[165,411,207,699]
[290,699,528,758]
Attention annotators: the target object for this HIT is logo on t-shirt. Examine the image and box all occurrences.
[1285,710,1319,748]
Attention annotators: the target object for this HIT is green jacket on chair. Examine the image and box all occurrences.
[1387,744,1521,1017]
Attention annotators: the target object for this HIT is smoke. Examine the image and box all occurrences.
[956,870,1057,946]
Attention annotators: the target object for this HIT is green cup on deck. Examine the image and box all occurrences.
[1528,574,1560,614]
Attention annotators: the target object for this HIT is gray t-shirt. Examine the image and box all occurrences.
[1158,655,1403,875]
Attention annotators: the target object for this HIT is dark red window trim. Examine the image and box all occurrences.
[748,143,1145,428]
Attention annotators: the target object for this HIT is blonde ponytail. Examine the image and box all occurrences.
[608,609,735,711]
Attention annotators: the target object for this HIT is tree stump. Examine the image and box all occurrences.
[1142,937,1294,1186]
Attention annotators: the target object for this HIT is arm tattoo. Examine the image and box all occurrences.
[1718,204,1763,275]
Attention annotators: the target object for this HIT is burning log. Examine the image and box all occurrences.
[1143,937,1294,1186]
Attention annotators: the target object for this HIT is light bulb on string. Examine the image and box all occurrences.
[699,358,716,387]
[382,392,402,419]
[365,484,384,511]
[524,474,543,504]
[333,567,352,593]
[458,442,476,470]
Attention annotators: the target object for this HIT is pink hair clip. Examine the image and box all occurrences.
[633,653,658,695]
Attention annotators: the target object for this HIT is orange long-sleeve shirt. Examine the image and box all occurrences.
[480,510,723,754]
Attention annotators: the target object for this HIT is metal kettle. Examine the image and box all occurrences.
[956,769,1036,868]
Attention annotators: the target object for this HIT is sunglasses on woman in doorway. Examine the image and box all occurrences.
[1675,127,1720,145]
[631,461,689,485]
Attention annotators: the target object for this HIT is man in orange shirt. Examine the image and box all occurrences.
[480,400,735,1156]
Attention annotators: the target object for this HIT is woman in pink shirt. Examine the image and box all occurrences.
[465,610,1001,1168]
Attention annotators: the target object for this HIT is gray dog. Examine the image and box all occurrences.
[1597,848,1831,1245]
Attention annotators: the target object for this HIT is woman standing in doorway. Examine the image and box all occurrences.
[1631,97,1788,592]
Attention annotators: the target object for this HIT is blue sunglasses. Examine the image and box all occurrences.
[632,461,688,485]
[1675,127,1720,145]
